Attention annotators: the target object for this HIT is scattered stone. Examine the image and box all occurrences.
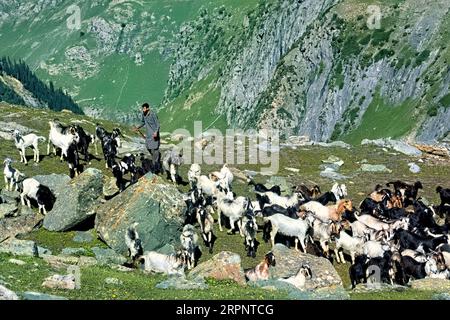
[156,274,208,290]
[408,162,421,173]
[38,246,52,256]
[410,278,450,291]
[361,138,422,156]
[360,164,392,173]
[42,274,76,290]
[95,172,185,255]
[73,231,94,243]
[8,258,26,265]
[320,168,348,180]
[189,251,246,285]
[92,247,127,266]
[105,277,123,285]
[22,291,68,300]
[43,168,104,231]
[0,238,38,257]
[42,255,80,268]
[0,284,19,300]
[61,247,88,256]
[322,155,344,167]
[315,141,351,149]
[0,203,18,219]
[285,167,300,173]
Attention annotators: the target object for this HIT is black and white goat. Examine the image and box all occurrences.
[67,143,81,178]
[247,177,281,196]
[315,183,347,205]
[72,125,92,164]
[216,192,249,235]
[180,224,199,270]
[137,251,185,276]
[188,163,201,189]
[278,265,312,290]
[3,158,24,191]
[124,223,143,263]
[242,213,258,258]
[245,252,276,282]
[196,205,215,253]
[111,154,138,192]
[95,125,120,168]
[436,186,450,214]
[13,130,46,164]
[20,178,56,215]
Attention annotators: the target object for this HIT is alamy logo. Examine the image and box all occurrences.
[66,5,81,31]
[367,5,382,30]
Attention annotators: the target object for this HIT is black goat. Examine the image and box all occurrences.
[315,192,337,206]
[72,125,92,163]
[349,255,368,289]
[366,251,394,285]
[400,255,427,282]
[248,178,281,196]
[386,180,423,207]
[96,125,120,168]
[436,186,450,212]
[67,143,81,178]
[393,229,447,253]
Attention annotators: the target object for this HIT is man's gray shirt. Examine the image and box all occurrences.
[137,111,160,150]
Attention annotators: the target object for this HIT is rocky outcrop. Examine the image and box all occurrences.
[0,285,19,300]
[0,207,43,242]
[189,251,246,285]
[95,172,185,255]
[43,169,103,232]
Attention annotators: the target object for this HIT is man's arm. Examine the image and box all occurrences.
[134,114,145,131]
[151,112,160,133]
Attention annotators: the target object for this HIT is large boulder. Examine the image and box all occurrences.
[361,138,422,156]
[43,169,103,231]
[0,203,18,219]
[189,251,246,285]
[95,172,185,255]
[34,174,71,198]
[269,244,343,291]
[0,207,43,242]
[0,238,38,257]
[0,285,19,300]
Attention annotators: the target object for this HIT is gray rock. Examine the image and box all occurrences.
[408,162,421,173]
[8,258,26,265]
[361,138,422,156]
[189,251,246,285]
[265,176,293,195]
[321,155,344,167]
[92,247,127,266]
[0,239,38,257]
[157,244,176,255]
[0,189,20,203]
[42,274,76,290]
[0,284,19,300]
[43,168,103,231]
[0,207,43,242]
[37,246,52,256]
[103,176,120,198]
[316,141,351,149]
[320,168,348,180]
[0,203,18,219]
[73,231,94,243]
[360,164,392,173]
[95,172,185,255]
[156,274,208,290]
[269,244,344,291]
[410,278,450,291]
[61,247,88,256]
[105,277,123,285]
[22,291,68,300]
[432,293,450,300]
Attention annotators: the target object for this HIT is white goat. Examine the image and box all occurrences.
[300,199,353,222]
[278,265,312,290]
[180,224,199,270]
[401,249,428,263]
[20,178,55,215]
[216,192,249,236]
[266,213,314,252]
[362,240,390,258]
[138,251,185,276]
[13,130,46,164]
[334,230,366,264]
[3,158,24,191]
[331,183,348,200]
[356,214,409,232]
[263,191,301,209]
[47,121,79,161]
[188,163,201,188]
[162,149,183,184]
[211,163,234,191]
[309,218,342,258]
[196,175,218,197]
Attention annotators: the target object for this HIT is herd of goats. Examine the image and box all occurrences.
[3,119,450,290]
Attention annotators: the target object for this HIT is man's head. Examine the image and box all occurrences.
[142,103,150,116]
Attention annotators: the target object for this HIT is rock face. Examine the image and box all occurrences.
[361,139,422,156]
[0,285,19,300]
[189,251,246,285]
[0,203,18,219]
[410,278,450,291]
[43,169,103,231]
[95,172,185,255]
[269,244,343,291]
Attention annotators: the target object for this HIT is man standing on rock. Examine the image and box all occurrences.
[134,102,161,174]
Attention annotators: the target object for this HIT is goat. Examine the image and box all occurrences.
[196,205,215,253]
[3,158,25,191]
[124,224,143,263]
[349,254,369,289]
[119,154,138,184]
[316,183,347,205]
[366,251,394,285]
[400,249,428,263]
[242,214,258,258]
[137,251,185,276]
[180,224,199,270]
[95,125,120,168]
[266,213,314,252]
[260,191,303,209]
[94,126,122,154]
[386,180,423,207]
[67,143,81,178]
[245,252,276,282]
[261,204,299,219]
[247,177,281,196]
[197,175,219,197]
[300,199,353,222]
[361,240,390,258]
[355,213,409,233]
[334,230,366,264]
[47,121,79,161]
[438,244,450,269]
[188,163,201,189]
[211,164,234,191]
[20,178,56,215]
[216,192,249,236]
[162,149,183,184]
[278,265,312,290]
[436,186,450,215]
[293,184,321,201]
[393,229,447,254]
[72,125,92,164]
[309,217,342,258]
[399,255,438,282]
[13,130,46,164]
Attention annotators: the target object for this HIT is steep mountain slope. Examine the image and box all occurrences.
[0,0,448,143]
